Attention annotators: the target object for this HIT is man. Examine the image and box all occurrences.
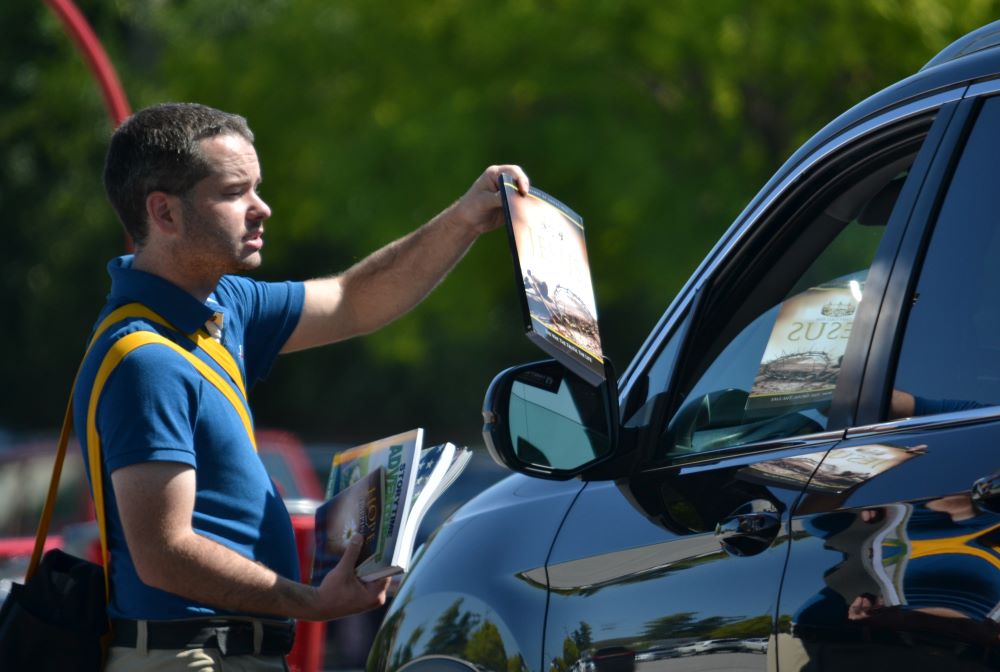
[73,102,529,670]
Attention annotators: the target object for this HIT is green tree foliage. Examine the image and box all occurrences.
[426,597,479,656]
[464,620,508,672]
[571,621,593,652]
[4,1,999,444]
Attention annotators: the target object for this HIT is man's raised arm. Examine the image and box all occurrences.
[281,165,528,353]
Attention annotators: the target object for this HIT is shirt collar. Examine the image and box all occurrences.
[106,255,218,334]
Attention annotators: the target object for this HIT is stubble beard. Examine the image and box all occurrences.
[180,200,262,278]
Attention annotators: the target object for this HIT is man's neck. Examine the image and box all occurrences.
[132,249,220,304]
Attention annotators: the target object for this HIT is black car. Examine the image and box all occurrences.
[369,20,1000,672]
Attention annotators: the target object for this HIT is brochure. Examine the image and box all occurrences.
[500,174,606,386]
[311,429,472,582]
[745,272,866,417]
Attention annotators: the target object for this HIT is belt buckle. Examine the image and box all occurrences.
[214,622,254,657]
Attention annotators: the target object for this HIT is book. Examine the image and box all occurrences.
[499,174,606,386]
[311,428,472,582]
[745,272,866,417]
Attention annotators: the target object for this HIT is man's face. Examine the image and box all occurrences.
[177,133,271,275]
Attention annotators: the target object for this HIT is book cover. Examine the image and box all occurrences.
[500,174,606,386]
[311,467,383,583]
[745,273,866,417]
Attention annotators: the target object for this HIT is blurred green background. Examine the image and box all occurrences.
[2,0,997,447]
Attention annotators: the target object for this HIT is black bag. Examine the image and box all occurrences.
[0,549,108,671]
[0,309,180,669]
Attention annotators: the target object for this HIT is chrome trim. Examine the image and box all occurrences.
[620,87,967,400]
[639,430,845,475]
[846,405,1000,439]
[966,78,1000,98]
[692,88,964,292]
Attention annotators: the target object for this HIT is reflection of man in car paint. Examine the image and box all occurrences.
[851,497,1000,627]
[795,497,1000,657]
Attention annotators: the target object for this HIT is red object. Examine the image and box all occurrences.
[43,0,135,251]
[42,0,131,127]
[288,509,326,672]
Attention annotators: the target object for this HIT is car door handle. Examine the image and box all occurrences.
[715,500,781,557]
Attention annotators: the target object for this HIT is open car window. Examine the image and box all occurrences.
[629,116,939,462]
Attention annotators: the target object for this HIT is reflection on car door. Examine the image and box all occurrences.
[778,94,1000,670]
[537,104,955,672]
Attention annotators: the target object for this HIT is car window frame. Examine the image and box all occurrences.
[851,91,1000,436]
[623,94,966,473]
[620,88,967,394]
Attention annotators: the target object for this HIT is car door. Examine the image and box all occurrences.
[777,90,1000,671]
[538,97,962,672]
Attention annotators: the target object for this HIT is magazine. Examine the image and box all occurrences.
[311,429,472,582]
[500,174,606,386]
[745,272,866,417]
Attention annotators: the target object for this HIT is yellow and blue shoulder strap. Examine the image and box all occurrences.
[28,302,257,610]
[92,301,249,405]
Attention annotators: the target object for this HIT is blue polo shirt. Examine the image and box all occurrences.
[73,255,305,620]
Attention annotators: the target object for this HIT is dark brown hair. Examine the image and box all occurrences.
[103,103,254,246]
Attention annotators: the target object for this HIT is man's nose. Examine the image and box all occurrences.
[251,191,272,220]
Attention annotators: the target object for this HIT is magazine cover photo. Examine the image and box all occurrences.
[502,175,605,385]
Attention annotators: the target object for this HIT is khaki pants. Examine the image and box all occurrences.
[105,647,288,671]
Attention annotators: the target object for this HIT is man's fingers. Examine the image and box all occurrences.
[504,165,530,195]
[487,164,529,195]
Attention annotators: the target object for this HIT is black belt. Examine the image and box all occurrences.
[111,618,296,656]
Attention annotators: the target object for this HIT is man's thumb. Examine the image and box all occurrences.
[337,533,364,570]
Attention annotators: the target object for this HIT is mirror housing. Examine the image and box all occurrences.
[482,359,619,480]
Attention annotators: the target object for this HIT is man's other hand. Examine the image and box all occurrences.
[312,534,392,621]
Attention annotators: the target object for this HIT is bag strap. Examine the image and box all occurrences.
[92,302,249,403]
[28,303,257,601]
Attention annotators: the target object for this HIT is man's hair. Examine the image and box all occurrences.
[103,102,254,246]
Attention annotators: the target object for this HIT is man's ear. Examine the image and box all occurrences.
[145,191,183,237]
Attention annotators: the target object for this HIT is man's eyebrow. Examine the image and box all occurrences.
[219,176,259,187]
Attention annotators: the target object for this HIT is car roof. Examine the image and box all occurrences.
[722,19,1000,255]
[791,21,1000,172]
[923,19,1000,71]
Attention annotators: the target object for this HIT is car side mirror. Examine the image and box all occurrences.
[482,359,618,479]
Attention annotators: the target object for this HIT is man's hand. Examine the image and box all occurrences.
[449,164,530,235]
[311,534,391,621]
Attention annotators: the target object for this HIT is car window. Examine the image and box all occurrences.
[891,97,1000,418]
[630,119,937,461]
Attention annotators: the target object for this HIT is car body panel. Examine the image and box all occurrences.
[370,475,584,671]
[778,420,1000,669]
[540,459,813,672]
[368,21,1000,672]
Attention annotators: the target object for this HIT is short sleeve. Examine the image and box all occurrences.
[214,276,304,385]
[96,344,200,474]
